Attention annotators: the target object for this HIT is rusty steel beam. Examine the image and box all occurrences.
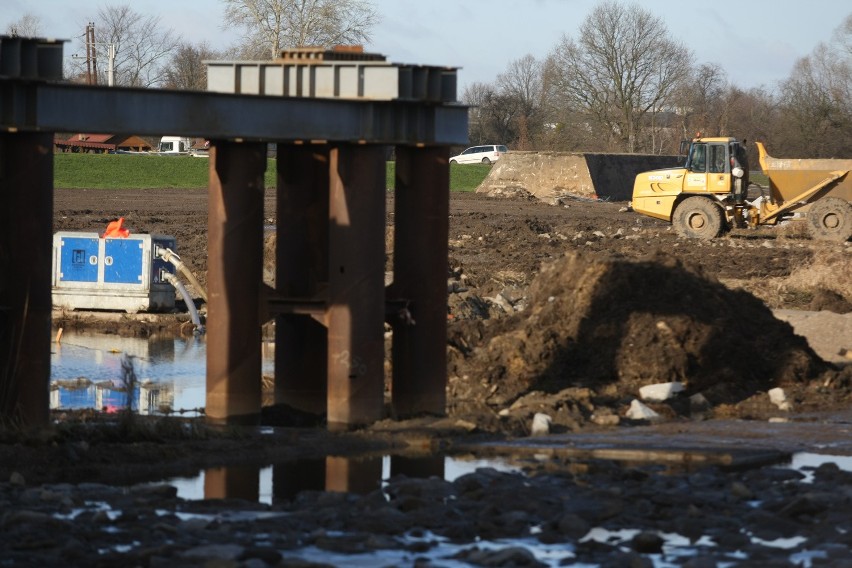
[1,82,469,146]
[266,294,411,320]
[206,142,267,425]
[326,145,387,428]
[391,146,450,416]
[0,132,53,428]
[274,144,330,415]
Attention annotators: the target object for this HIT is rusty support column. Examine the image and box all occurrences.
[0,133,54,428]
[206,141,266,425]
[327,145,387,428]
[274,144,329,414]
[391,146,449,416]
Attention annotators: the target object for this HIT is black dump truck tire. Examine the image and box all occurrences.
[672,197,724,239]
[808,197,852,242]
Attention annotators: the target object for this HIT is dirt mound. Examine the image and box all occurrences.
[449,251,834,430]
[786,248,852,309]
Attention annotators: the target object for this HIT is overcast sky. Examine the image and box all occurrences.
[2,0,850,92]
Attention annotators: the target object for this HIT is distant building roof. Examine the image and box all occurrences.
[55,134,153,152]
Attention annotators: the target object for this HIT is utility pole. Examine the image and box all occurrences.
[85,23,98,85]
[83,23,115,87]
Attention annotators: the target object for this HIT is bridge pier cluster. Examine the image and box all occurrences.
[0,36,467,429]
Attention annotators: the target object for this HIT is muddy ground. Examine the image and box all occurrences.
[50,187,852,430]
[3,186,852,566]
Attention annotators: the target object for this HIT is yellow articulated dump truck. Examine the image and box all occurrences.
[631,137,852,241]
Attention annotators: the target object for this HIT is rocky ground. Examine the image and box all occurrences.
[2,186,852,566]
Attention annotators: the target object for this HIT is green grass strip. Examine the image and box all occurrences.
[54,153,492,192]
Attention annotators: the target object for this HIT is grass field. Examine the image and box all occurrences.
[53,153,492,192]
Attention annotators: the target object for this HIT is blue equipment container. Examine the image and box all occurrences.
[53,232,177,313]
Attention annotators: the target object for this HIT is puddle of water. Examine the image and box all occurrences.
[62,451,852,567]
[161,455,521,502]
[786,452,852,483]
[50,331,274,415]
[289,533,579,568]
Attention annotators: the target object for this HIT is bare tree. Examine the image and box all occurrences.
[831,13,852,58]
[163,42,221,91]
[548,1,693,153]
[674,63,729,138]
[778,42,852,157]
[462,82,494,145]
[67,5,181,88]
[462,82,518,148]
[223,0,379,59]
[5,13,42,37]
[496,55,544,150]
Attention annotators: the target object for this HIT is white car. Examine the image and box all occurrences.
[449,144,508,165]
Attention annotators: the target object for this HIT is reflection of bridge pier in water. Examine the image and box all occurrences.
[201,455,446,502]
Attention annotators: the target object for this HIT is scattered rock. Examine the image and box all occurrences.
[639,382,684,402]
[631,530,664,553]
[625,399,659,420]
[530,413,552,436]
[768,387,793,411]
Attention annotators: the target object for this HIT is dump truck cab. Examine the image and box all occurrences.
[632,137,748,237]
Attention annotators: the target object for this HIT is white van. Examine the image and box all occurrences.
[158,136,193,154]
[449,144,508,165]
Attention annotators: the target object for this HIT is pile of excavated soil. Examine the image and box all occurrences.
[448,251,845,433]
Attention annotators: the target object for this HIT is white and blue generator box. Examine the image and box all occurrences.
[53,232,177,313]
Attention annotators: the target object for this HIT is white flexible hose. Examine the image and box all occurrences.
[163,272,204,334]
[158,248,207,303]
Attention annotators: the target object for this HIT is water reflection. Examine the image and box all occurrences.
[50,331,275,416]
[165,451,852,505]
[166,455,520,502]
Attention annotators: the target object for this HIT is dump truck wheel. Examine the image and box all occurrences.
[808,197,852,242]
[672,198,724,239]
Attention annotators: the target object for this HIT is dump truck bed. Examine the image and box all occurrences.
[757,142,852,203]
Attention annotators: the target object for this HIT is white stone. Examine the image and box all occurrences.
[531,413,552,436]
[626,399,660,420]
[768,387,787,406]
[639,382,684,402]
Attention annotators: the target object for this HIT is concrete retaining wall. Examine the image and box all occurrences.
[475,151,681,203]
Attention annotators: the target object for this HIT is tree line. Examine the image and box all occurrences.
[4,0,377,91]
[5,1,851,160]
[467,2,852,160]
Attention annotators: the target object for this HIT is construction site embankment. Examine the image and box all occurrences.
[476,151,681,202]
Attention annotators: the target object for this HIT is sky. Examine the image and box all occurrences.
[2,0,850,93]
